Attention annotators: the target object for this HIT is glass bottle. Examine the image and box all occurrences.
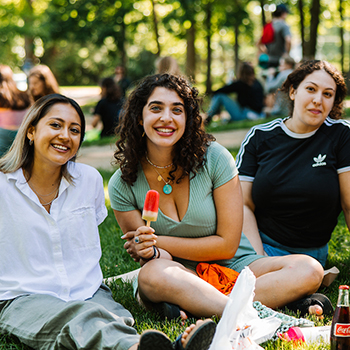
[331,285,350,350]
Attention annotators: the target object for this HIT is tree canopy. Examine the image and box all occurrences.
[0,0,349,90]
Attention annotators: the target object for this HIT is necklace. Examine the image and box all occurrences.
[151,167,173,195]
[28,181,59,197]
[28,180,60,206]
[146,154,173,169]
[32,187,59,206]
[145,154,173,194]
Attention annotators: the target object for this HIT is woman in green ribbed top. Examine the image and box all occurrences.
[108,74,325,320]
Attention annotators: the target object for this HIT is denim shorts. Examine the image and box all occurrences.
[260,231,328,267]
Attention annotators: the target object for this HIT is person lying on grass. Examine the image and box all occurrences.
[108,73,333,322]
[0,93,216,350]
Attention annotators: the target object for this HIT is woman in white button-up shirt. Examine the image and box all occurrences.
[0,93,216,350]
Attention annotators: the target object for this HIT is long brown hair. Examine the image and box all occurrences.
[28,65,60,102]
[238,62,256,86]
[0,65,30,110]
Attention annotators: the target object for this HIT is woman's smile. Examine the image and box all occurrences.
[51,143,70,152]
[142,86,186,150]
[27,103,82,167]
[154,126,176,136]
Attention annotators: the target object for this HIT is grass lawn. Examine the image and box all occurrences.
[2,102,350,348]
[2,154,350,350]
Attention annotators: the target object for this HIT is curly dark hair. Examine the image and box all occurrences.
[114,74,215,185]
[281,60,347,119]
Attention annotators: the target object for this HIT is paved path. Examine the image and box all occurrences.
[76,129,250,171]
[70,86,350,171]
[61,86,100,106]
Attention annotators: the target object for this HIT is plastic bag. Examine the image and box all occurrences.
[209,267,282,350]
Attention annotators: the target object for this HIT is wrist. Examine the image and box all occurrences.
[141,245,160,262]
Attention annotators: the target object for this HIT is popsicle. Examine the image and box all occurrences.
[142,190,160,227]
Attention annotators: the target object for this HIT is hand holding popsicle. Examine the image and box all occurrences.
[142,190,160,227]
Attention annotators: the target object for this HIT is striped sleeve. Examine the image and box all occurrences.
[236,119,282,181]
[324,118,350,174]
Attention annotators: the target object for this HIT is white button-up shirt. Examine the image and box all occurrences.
[0,162,108,301]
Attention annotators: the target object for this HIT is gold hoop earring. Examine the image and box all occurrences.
[142,131,145,137]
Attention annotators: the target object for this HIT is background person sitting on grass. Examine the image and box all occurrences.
[205,62,265,125]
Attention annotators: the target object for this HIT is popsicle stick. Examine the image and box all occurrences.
[146,220,151,227]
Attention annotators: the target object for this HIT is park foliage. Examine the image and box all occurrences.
[0,0,350,91]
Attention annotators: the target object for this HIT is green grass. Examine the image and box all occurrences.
[3,164,350,350]
[2,106,350,348]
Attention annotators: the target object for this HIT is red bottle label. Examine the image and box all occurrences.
[334,323,350,337]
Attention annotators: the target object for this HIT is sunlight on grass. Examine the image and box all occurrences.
[3,128,350,349]
[95,171,349,350]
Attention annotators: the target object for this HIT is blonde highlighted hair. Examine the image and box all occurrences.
[0,94,85,183]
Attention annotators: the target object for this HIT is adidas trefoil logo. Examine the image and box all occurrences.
[312,154,326,167]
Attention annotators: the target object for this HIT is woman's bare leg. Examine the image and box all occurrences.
[138,259,228,318]
[138,254,324,319]
[249,254,324,308]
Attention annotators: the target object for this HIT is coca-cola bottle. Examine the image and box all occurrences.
[331,285,350,350]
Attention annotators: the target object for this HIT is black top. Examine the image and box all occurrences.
[94,98,123,137]
[214,79,264,113]
[236,117,350,248]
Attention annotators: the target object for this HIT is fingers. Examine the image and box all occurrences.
[138,246,155,260]
[134,238,156,255]
[123,226,157,261]
[136,226,156,235]
[134,234,157,245]
[121,231,136,240]
[134,226,157,246]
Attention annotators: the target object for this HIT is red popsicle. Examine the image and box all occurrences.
[142,190,159,226]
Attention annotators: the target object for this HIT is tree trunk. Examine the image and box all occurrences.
[339,0,344,74]
[151,0,161,56]
[260,0,266,26]
[24,0,35,68]
[186,24,196,79]
[205,3,212,94]
[298,0,306,57]
[304,0,320,59]
[234,21,239,77]
[121,19,127,70]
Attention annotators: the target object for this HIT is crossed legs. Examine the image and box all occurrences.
[138,254,324,318]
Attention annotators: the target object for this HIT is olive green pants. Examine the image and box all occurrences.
[0,284,139,350]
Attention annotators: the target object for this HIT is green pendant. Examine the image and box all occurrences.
[163,184,172,194]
